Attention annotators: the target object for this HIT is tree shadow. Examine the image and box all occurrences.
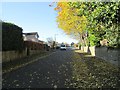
[72,50,120,88]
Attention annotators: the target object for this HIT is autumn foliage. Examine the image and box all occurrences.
[55,2,87,35]
[55,1,120,48]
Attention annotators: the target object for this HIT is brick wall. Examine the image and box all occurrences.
[2,41,48,63]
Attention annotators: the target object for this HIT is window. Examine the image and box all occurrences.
[61,45,65,47]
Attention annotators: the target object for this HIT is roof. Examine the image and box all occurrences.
[23,32,39,38]
[39,40,44,43]
[39,40,43,41]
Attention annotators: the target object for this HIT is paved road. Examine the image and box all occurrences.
[2,49,74,88]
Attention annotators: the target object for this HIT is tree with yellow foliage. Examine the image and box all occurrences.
[55,1,120,48]
[55,2,88,46]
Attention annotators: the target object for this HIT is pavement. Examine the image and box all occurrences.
[2,48,74,88]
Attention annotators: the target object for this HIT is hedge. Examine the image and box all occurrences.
[2,22,24,51]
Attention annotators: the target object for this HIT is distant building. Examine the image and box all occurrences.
[38,40,44,44]
[23,32,39,42]
[56,42,61,47]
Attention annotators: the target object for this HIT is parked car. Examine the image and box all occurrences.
[56,46,60,49]
[60,44,66,50]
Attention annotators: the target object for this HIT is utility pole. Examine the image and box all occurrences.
[54,34,58,49]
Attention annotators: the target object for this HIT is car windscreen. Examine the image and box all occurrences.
[61,45,65,47]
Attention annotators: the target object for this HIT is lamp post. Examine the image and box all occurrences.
[54,34,58,49]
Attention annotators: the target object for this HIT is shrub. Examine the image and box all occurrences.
[2,22,24,51]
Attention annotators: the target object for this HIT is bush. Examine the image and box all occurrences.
[88,34,96,46]
[104,24,120,48]
[2,22,24,51]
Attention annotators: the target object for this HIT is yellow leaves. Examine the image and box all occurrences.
[55,2,88,36]
[76,9,80,13]
[55,2,69,11]
[95,23,105,31]
[81,3,85,8]
[54,7,59,11]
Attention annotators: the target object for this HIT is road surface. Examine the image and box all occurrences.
[2,48,74,88]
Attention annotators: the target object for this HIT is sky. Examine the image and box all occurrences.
[2,2,78,44]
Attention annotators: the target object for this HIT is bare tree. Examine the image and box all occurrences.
[46,37,55,49]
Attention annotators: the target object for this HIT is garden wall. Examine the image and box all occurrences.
[2,40,50,63]
[2,49,46,63]
[95,47,120,66]
[92,47,120,66]
[30,50,45,55]
[2,50,27,63]
[81,46,120,66]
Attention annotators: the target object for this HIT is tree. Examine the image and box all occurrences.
[55,1,120,48]
[46,37,55,49]
[55,2,88,46]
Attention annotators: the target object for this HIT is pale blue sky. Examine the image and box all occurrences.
[2,2,78,44]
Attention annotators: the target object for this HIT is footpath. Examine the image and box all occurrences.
[2,50,56,74]
[68,50,120,88]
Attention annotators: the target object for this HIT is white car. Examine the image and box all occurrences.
[60,44,66,50]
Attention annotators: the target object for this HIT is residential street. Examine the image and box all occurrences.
[2,2,120,89]
[2,48,120,89]
[2,48,74,88]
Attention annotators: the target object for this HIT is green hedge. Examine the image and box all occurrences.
[2,22,24,51]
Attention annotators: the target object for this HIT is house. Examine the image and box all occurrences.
[23,32,39,42]
[38,40,44,44]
